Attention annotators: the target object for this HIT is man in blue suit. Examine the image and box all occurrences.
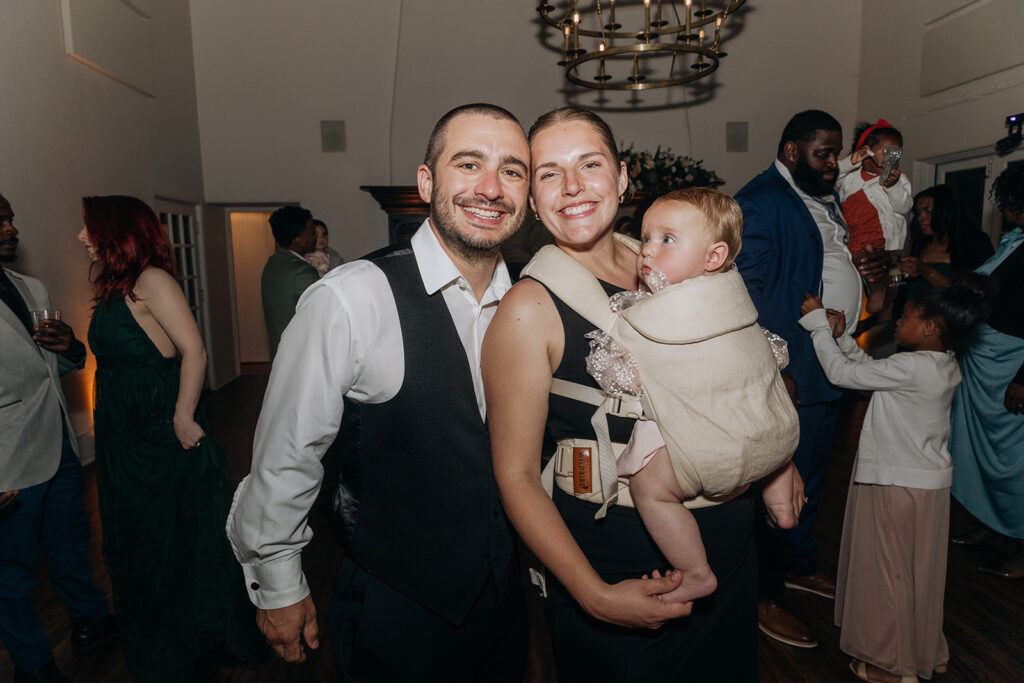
[735,110,882,649]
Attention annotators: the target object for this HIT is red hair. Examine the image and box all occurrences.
[82,195,178,301]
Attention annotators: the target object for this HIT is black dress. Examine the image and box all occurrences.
[538,280,759,682]
[89,297,264,681]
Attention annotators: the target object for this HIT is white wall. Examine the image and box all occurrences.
[0,0,205,454]
[190,0,864,239]
[857,0,1024,175]
[189,0,403,260]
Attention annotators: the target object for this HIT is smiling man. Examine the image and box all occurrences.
[227,103,530,682]
[733,110,881,651]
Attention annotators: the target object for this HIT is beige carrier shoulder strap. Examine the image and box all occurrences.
[522,235,644,519]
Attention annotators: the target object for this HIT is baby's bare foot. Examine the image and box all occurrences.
[657,564,717,604]
[767,503,798,530]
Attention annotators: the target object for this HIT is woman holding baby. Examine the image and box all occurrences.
[483,106,767,681]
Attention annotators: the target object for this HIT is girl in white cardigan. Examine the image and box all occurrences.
[799,275,991,683]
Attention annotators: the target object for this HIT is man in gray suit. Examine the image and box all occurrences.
[0,193,116,683]
[261,206,318,360]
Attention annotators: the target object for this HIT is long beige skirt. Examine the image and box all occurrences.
[834,481,950,680]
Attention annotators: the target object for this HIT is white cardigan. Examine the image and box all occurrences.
[836,155,913,251]
[799,309,960,489]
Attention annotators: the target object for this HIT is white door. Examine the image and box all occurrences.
[229,212,276,363]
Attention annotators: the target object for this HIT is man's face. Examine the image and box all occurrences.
[417,113,530,262]
[0,196,18,263]
[292,219,317,254]
[787,129,842,197]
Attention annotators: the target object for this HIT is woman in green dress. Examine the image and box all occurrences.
[78,196,264,681]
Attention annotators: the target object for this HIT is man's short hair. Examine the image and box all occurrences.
[651,187,743,270]
[777,110,842,158]
[269,205,313,248]
[423,103,521,173]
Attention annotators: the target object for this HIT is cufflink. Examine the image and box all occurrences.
[250,581,260,591]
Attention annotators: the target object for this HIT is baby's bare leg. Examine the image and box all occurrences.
[762,460,798,529]
[630,447,717,603]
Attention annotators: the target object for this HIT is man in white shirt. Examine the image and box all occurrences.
[227,103,531,681]
[734,110,883,649]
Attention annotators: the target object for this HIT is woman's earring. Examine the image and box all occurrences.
[618,194,625,204]
[532,210,540,221]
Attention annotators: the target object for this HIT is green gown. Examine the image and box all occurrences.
[89,296,264,681]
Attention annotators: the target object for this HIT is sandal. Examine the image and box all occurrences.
[849,659,918,683]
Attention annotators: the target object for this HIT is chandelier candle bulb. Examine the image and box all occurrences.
[644,0,651,41]
[714,16,722,50]
[573,11,580,53]
[685,0,692,44]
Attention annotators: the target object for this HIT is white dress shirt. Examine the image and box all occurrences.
[800,309,960,489]
[775,160,863,330]
[226,220,512,610]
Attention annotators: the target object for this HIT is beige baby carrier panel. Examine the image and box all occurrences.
[522,234,798,516]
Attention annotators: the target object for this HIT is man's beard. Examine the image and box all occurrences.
[0,239,17,263]
[792,156,836,197]
[430,188,524,264]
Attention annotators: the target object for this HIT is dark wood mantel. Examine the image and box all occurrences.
[361,185,429,244]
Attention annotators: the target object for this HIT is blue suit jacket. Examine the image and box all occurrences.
[734,164,842,405]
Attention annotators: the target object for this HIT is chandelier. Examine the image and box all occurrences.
[537,0,746,91]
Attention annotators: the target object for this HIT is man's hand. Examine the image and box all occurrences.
[257,595,320,663]
[32,319,77,355]
[0,490,18,510]
[801,293,824,316]
[855,245,886,284]
[825,308,846,338]
[791,465,806,520]
[1005,382,1024,415]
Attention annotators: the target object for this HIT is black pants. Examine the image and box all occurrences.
[328,556,527,682]
[545,488,758,682]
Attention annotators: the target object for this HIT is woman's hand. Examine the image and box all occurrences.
[1005,382,1024,415]
[173,412,206,450]
[801,293,824,315]
[585,572,692,629]
[900,256,922,278]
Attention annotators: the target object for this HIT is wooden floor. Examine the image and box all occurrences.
[3,370,1022,682]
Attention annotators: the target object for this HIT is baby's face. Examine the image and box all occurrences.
[639,201,715,286]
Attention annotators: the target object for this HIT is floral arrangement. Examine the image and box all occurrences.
[619,144,725,196]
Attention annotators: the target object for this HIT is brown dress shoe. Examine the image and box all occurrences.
[950,524,996,546]
[757,600,817,648]
[784,571,836,599]
[978,550,1024,579]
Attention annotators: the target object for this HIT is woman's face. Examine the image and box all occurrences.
[314,225,328,251]
[77,226,98,262]
[529,120,628,248]
[915,195,934,236]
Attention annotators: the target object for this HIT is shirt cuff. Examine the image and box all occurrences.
[240,556,310,610]
[798,308,829,332]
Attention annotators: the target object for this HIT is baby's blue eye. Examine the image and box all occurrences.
[663,235,675,244]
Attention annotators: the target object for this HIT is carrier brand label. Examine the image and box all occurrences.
[573,447,592,493]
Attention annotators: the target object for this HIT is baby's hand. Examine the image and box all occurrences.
[800,293,824,315]
[882,168,901,188]
[851,145,872,165]
[825,309,846,338]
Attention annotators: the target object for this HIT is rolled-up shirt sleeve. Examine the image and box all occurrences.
[226,272,362,610]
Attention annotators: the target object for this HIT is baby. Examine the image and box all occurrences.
[586,188,800,604]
